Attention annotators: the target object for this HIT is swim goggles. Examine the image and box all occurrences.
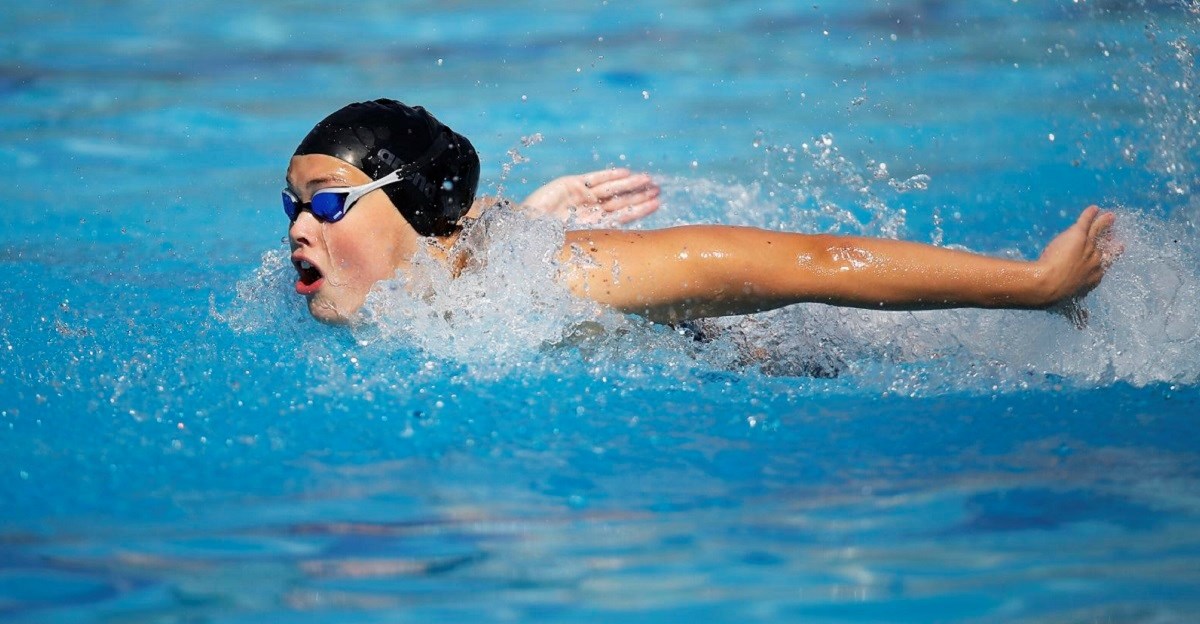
[282,168,409,223]
[282,133,451,223]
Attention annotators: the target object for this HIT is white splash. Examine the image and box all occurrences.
[350,208,621,374]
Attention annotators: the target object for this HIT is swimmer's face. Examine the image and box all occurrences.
[285,154,423,324]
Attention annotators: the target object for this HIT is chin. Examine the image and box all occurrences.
[307,297,354,325]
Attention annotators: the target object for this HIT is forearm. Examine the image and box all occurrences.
[561,226,1055,322]
[772,233,1052,311]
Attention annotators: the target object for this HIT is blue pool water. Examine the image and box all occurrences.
[3,1,1200,621]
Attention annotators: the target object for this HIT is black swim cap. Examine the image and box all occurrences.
[292,99,480,236]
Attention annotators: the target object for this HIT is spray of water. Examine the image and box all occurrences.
[216,248,310,333]
[351,208,604,371]
[1103,2,1200,224]
[222,4,1200,392]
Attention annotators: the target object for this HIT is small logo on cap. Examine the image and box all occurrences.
[377,148,436,199]
[377,148,399,168]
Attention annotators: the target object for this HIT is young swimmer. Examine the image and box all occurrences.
[285,99,1119,326]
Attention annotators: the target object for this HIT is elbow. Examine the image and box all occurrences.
[691,232,844,305]
[808,236,876,273]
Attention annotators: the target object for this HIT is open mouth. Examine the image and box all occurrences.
[294,258,324,295]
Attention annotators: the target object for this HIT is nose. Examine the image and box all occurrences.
[288,211,321,249]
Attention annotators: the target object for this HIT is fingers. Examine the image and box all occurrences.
[1085,209,1123,268]
[574,170,660,221]
[600,185,660,219]
[1065,300,1089,330]
[1102,240,1125,268]
[574,186,662,225]
[545,169,661,226]
[1087,209,1114,240]
[1047,297,1089,329]
[580,168,632,189]
[1077,204,1100,224]
[588,172,658,201]
[1068,205,1117,259]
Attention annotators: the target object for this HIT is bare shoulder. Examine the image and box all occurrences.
[464,195,502,219]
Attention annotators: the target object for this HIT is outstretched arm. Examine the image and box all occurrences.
[559,206,1118,323]
[521,168,661,226]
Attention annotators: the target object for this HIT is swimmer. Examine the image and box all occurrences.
[284,99,1120,325]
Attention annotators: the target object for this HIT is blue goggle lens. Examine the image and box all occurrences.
[311,192,348,221]
[282,191,299,220]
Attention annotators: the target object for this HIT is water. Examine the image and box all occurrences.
[3,1,1200,622]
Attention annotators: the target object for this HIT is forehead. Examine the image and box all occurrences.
[286,154,372,192]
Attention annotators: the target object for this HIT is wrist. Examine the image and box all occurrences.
[1025,261,1061,308]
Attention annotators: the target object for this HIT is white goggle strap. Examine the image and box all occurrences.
[314,132,455,217]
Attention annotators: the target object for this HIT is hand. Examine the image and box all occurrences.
[1036,206,1122,324]
[520,168,661,226]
